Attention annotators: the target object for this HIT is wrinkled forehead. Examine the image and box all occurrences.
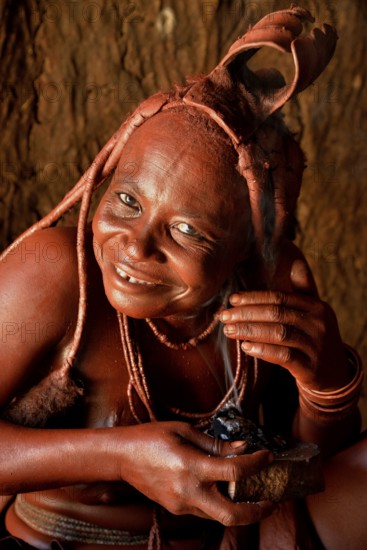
[114,109,247,199]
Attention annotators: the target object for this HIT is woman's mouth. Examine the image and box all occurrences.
[115,265,158,286]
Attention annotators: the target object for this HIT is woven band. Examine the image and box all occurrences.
[14,495,149,546]
[296,345,364,423]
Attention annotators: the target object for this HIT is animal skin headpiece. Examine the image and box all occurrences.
[1,5,338,425]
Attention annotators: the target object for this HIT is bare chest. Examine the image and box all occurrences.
[76,302,243,428]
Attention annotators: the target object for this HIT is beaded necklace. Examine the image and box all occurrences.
[117,311,249,428]
[145,315,220,351]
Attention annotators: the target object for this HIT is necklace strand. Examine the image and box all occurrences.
[145,314,220,351]
[117,311,249,428]
[118,313,156,421]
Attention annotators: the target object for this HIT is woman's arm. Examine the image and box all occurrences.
[220,241,362,456]
[0,228,275,526]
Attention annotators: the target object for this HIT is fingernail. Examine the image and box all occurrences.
[220,311,230,322]
[230,294,240,305]
[224,325,236,335]
[242,342,252,350]
[230,440,246,449]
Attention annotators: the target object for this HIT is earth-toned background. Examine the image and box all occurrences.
[1,0,367,424]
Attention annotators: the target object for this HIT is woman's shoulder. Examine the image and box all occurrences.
[1,225,79,268]
[0,227,81,410]
[0,226,82,342]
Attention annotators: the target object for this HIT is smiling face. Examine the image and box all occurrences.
[92,110,251,322]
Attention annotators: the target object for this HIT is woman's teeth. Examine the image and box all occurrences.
[115,266,155,286]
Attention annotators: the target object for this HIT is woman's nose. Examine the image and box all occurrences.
[120,230,165,264]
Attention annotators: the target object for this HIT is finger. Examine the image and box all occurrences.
[220,303,311,327]
[199,449,273,483]
[223,322,314,356]
[182,427,249,457]
[241,341,308,373]
[226,290,315,310]
[164,463,277,524]
[198,485,276,526]
[223,321,308,344]
[290,258,319,297]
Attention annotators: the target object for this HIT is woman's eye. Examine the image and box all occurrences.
[118,193,140,210]
[175,222,202,238]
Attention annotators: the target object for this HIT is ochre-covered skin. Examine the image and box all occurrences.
[0,5,366,550]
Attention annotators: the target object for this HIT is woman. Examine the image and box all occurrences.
[0,6,365,549]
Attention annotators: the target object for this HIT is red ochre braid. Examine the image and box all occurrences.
[117,311,252,428]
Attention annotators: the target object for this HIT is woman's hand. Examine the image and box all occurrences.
[220,259,350,392]
[111,420,275,526]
